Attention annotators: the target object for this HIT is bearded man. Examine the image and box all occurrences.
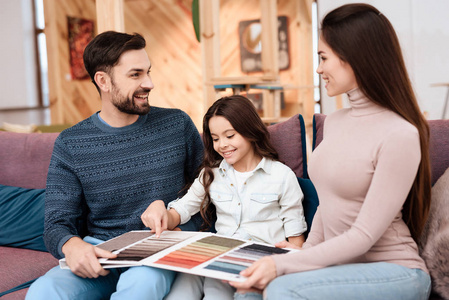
[26,31,204,300]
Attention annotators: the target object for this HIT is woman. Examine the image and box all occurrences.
[230,4,431,299]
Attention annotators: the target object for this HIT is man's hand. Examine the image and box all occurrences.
[62,237,116,278]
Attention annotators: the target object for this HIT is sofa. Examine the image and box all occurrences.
[0,114,448,299]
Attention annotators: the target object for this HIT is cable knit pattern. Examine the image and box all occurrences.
[44,107,203,259]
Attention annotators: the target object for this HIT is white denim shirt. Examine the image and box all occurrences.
[168,158,307,245]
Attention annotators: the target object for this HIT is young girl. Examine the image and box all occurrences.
[141,95,307,299]
[230,4,431,300]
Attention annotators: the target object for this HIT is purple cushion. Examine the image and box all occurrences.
[1,288,28,300]
[0,132,59,189]
[0,246,58,293]
[428,119,449,185]
[312,113,326,150]
[268,114,306,178]
[313,114,449,185]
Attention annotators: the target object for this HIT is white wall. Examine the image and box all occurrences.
[317,0,449,120]
[0,0,39,110]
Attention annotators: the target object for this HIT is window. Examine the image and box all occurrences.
[33,0,49,107]
[312,1,321,113]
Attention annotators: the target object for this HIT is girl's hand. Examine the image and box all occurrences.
[141,200,168,237]
[229,256,277,290]
[275,240,301,249]
[278,234,304,249]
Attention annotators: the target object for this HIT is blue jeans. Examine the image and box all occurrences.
[25,237,176,300]
[236,262,431,300]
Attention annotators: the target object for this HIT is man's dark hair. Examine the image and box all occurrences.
[83,31,146,92]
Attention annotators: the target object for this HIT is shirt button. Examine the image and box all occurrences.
[230,183,234,186]
[238,203,240,206]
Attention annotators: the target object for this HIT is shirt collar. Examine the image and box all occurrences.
[218,157,272,176]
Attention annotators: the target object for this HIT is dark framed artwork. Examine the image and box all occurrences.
[239,16,289,73]
[68,16,95,80]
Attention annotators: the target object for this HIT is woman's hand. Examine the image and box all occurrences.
[229,256,277,290]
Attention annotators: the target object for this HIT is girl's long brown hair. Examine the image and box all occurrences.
[199,95,279,230]
[321,3,431,241]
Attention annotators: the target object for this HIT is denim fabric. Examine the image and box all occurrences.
[26,236,176,300]
[234,292,263,300]
[169,158,307,245]
[262,262,430,300]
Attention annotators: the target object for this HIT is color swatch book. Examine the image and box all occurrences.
[58,231,296,282]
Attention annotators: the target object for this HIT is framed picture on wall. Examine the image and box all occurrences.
[67,16,94,80]
[239,16,289,73]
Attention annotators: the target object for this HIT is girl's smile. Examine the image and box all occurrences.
[209,116,261,172]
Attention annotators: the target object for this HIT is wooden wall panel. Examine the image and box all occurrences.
[44,0,313,128]
[124,0,204,128]
[44,0,100,125]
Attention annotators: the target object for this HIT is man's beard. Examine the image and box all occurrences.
[111,81,150,116]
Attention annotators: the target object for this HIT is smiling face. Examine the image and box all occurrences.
[109,49,154,115]
[209,116,259,172]
[317,38,358,97]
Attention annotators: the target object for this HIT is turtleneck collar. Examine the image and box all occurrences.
[346,88,387,117]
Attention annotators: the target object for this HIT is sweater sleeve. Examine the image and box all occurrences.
[182,111,204,183]
[273,127,421,275]
[43,136,84,259]
[177,112,204,231]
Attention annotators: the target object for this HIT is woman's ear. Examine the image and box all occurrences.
[94,71,111,93]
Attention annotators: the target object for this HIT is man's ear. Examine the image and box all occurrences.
[94,71,111,93]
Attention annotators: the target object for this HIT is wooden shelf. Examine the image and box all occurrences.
[261,116,290,124]
[208,76,278,86]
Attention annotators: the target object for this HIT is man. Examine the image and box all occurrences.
[26,31,203,299]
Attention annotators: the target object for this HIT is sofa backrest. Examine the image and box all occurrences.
[0,114,309,190]
[267,114,308,178]
[312,114,449,185]
[428,119,449,185]
[0,132,59,189]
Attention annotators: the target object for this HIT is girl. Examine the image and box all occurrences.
[231,4,432,300]
[142,95,307,299]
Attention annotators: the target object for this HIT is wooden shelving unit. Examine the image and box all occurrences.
[199,0,285,122]
[199,0,315,124]
[60,0,314,127]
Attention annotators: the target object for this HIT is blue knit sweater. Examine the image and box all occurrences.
[44,107,204,259]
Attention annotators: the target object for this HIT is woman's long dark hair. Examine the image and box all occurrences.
[321,4,431,241]
[199,95,279,230]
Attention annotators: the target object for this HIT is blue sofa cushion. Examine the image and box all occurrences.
[0,184,47,252]
[297,177,319,235]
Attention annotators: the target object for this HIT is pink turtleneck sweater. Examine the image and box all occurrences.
[273,88,428,275]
